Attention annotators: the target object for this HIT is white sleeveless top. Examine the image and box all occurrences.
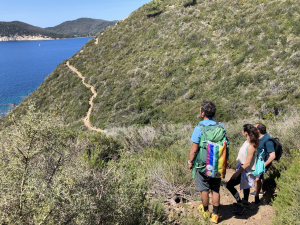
[236,140,257,172]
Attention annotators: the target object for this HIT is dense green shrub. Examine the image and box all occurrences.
[272,150,300,225]
[0,106,165,224]
[143,0,164,17]
[81,132,123,168]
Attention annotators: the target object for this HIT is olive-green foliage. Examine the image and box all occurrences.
[0,105,164,224]
[0,105,86,223]
[143,0,164,17]
[272,149,300,225]
[81,131,122,168]
[115,123,198,200]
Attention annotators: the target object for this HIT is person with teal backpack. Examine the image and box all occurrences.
[226,124,259,215]
[188,101,228,224]
[250,123,276,204]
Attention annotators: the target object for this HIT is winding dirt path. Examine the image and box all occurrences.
[66,61,105,132]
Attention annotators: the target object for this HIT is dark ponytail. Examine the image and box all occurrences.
[243,124,260,149]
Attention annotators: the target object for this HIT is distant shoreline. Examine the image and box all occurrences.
[0,35,95,42]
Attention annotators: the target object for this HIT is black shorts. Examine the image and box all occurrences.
[196,169,221,193]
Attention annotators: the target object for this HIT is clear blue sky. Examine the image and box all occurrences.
[1,0,151,28]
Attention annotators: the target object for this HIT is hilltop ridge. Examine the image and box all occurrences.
[0,18,117,41]
[45,18,117,37]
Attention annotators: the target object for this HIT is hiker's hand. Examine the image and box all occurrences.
[255,177,260,181]
[231,171,240,180]
[189,164,193,171]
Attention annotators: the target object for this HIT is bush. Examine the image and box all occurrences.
[143,0,164,17]
[272,149,300,225]
[0,105,164,224]
[81,132,122,168]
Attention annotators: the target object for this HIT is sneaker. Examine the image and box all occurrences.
[234,203,245,215]
[250,191,263,196]
[211,213,219,223]
[198,204,211,219]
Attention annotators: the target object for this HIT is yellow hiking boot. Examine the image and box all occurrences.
[211,213,219,224]
[198,204,211,219]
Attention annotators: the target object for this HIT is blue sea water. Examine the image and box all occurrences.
[0,37,93,118]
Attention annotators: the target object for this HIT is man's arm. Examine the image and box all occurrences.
[265,152,275,167]
[188,142,199,171]
[265,140,276,167]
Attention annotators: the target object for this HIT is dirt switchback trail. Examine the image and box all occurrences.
[66,61,105,133]
[166,169,276,225]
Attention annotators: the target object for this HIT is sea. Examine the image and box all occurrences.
[0,37,94,118]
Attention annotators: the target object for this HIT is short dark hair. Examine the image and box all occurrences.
[201,101,216,118]
[256,123,266,134]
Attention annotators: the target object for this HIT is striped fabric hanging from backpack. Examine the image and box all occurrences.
[205,141,227,178]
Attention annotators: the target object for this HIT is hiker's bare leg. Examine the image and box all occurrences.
[256,178,262,197]
[201,191,209,206]
[212,191,220,206]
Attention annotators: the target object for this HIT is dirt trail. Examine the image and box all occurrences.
[166,169,276,224]
[66,61,105,132]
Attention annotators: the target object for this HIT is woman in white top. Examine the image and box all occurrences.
[226,124,259,215]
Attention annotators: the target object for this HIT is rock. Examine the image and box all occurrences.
[169,198,177,206]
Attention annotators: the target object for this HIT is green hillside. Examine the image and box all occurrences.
[0,21,66,38]
[14,0,300,129]
[44,18,117,37]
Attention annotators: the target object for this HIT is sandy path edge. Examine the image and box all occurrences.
[66,61,105,132]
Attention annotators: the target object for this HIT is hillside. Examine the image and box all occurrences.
[0,18,117,40]
[44,18,117,37]
[13,0,300,129]
[0,21,65,39]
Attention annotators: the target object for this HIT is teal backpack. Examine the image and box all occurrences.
[252,149,265,176]
[192,123,229,178]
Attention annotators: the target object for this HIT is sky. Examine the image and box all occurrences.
[1,0,151,28]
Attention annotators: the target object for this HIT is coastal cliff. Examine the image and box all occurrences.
[0,35,55,41]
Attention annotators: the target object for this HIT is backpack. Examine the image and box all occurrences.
[264,138,282,161]
[192,123,229,179]
[251,149,265,176]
